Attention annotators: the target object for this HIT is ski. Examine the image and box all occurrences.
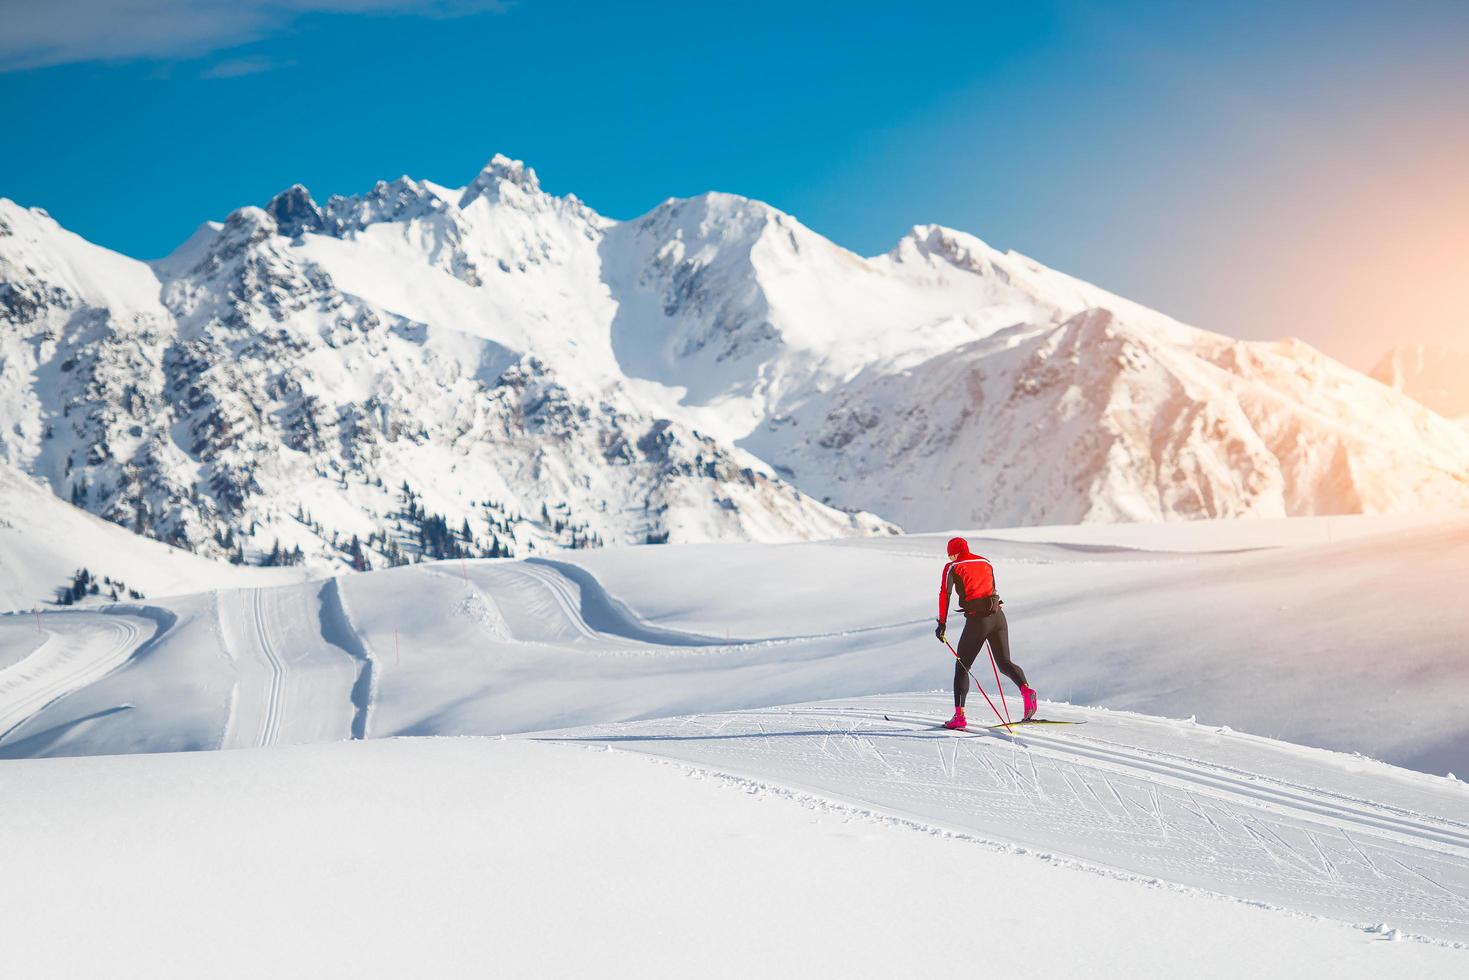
[883,714,1022,736]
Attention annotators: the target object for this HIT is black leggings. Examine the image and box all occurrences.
[954,611,1027,708]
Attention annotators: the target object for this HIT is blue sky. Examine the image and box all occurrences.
[2,0,1465,366]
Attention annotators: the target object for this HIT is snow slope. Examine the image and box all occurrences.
[544,694,1469,944]
[0,180,890,574]
[1374,344,1469,423]
[2,517,1468,973]
[2,515,1465,776]
[2,736,1466,980]
[0,460,300,610]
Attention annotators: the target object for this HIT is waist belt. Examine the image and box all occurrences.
[960,595,1002,617]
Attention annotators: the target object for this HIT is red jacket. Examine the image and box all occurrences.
[938,542,995,620]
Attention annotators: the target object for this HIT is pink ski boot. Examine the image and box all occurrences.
[944,706,967,730]
[1021,687,1038,721]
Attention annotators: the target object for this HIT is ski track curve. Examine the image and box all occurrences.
[0,611,153,743]
[456,558,923,654]
[535,694,1469,945]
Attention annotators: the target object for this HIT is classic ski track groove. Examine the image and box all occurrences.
[837,706,1469,853]
[461,559,924,652]
[512,562,601,641]
[254,586,288,748]
[0,614,147,742]
[544,700,1469,942]
[217,585,364,749]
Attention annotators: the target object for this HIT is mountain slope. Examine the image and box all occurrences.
[0,185,889,570]
[3,155,1466,569]
[0,460,296,611]
[752,309,1469,528]
[1373,344,1469,424]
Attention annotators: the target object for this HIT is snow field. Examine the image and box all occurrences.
[2,515,1467,772]
[541,694,1469,943]
[2,736,1465,980]
[0,515,1466,970]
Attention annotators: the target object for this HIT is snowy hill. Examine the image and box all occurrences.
[5,733,1467,979]
[1373,344,1469,425]
[3,519,1469,977]
[4,515,1466,774]
[0,460,299,610]
[3,157,1468,571]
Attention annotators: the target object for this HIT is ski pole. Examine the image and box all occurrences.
[943,638,1012,733]
[985,639,1013,727]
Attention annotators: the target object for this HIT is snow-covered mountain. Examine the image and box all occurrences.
[761,309,1469,528]
[1372,344,1469,427]
[0,169,890,570]
[3,155,1467,568]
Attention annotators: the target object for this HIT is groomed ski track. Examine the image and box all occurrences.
[0,611,155,741]
[537,695,1469,945]
[216,584,362,749]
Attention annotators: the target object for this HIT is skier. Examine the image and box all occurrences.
[935,536,1037,729]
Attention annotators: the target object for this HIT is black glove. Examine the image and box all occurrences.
[935,620,946,643]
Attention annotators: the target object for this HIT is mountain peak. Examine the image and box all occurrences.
[265,184,324,238]
[891,224,1002,269]
[629,192,784,247]
[459,153,542,207]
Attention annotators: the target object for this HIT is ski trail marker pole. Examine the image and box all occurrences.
[985,639,1013,727]
[944,638,1011,733]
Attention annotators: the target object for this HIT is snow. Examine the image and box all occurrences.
[0,200,167,316]
[3,736,1466,979]
[1373,344,1469,421]
[3,155,1466,574]
[0,460,302,611]
[4,514,1467,772]
[4,153,1469,974]
[546,695,1469,943]
[2,516,1468,973]
[214,582,366,749]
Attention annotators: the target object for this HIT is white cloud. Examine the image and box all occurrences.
[198,56,285,79]
[0,1,508,73]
